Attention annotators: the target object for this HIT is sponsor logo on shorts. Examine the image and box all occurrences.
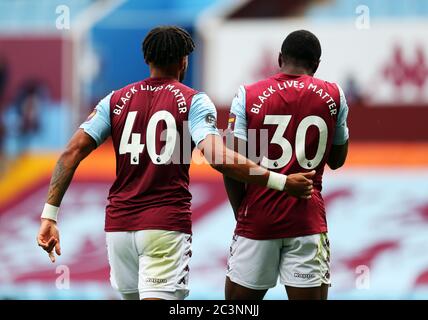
[294,272,316,279]
[145,278,167,284]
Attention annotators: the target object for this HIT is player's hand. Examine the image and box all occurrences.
[37,218,61,263]
[284,170,315,199]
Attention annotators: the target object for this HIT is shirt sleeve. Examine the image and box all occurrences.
[333,85,349,145]
[79,92,113,146]
[188,92,220,146]
[228,85,247,141]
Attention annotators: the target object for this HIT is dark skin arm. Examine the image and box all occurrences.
[327,140,348,170]
[47,129,97,206]
[37,129,97,262]
[223,175,246,220]
[223,136,247,219]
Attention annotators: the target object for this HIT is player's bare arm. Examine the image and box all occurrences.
[327,140,348,170]
[199,134,314,199]
[327,83,349,171]
[37,129,96,262]
[222,136,248,217]
[223,175,246,219]
[47,129,96,205]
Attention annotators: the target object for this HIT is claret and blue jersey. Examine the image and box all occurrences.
[228,73,350,240]
[81,86,219,148]
[80,78,219,234]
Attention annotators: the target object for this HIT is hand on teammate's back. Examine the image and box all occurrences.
[284,170,316,199]
[37,219,61,263]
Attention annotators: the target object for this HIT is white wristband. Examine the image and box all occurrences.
[41,203,59,222]
[267,171,287,191]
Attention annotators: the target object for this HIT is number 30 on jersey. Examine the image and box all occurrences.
[261,115,328,170]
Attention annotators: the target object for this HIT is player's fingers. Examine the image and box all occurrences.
[303,178,313,186]
[37,236,53,251]
[48,250,56,263]
[302,188,313,196]
[301,190,312,199]
[55,242,61,256]
[45,237,57,253]
[301,170,316,178]
[37,236,46,248]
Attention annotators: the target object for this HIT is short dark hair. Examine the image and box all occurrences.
[281,30,321,71]
[142,26,195,66]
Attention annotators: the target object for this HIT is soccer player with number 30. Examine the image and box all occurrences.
[224,30,349,300]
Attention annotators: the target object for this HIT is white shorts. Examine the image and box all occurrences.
[106,230,191,300]
[226,233,330,290]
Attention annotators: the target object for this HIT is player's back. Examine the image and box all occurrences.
[236,72,343,239]
[106,77,198,233]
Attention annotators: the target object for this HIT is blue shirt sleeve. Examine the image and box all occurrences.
[79,92,113,146]
[229,85,247,141]
[188,92,220,146]
[333,85,350,145]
